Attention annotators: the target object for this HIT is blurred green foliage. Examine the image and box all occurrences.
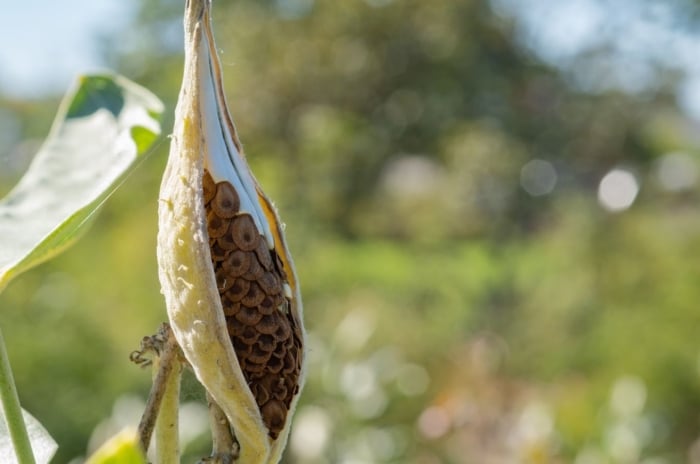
[1,0,700,463]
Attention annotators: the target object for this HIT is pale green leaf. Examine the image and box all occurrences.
[86,429,145,464]
[0,73,163,292]
[0,406,57,464]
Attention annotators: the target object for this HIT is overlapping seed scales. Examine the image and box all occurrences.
[223,250,249,276]
[254,240,273,270]
[217,227,239,250]
[261,400,287,434]
[207,210,230,238]
[231,215,259,251]
[258,272,280,295]
[242,256,264,281]
[211,181,240,218]
[257,296,277,315]
[241,282,266,307]
[210,241,228,261]
[235,305,263,325]
[223,301,240,317]
[226,278,250,302]
[215,268,234,292]
[267,355,284,374]
[202,170,303,440]
[258,334,276,351]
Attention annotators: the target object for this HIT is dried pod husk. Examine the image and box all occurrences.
[156,1,305,463]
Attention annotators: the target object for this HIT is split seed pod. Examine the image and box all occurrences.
[156,1,305,463]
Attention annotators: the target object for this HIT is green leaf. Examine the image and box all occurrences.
[86,429,145,464]
[0,406,57,464]
[0,73,164,292]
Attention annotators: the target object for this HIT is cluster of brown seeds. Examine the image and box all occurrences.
[202,170,302,439]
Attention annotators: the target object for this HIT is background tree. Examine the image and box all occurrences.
[1,0,700,462]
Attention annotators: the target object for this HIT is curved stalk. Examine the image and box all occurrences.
[0,328,35,464]
[154,345,182,464]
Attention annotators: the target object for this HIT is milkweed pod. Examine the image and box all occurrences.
[156,1,305,463]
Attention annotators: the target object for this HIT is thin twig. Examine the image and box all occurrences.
[136,324,181,454]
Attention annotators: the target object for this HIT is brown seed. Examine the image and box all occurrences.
[258,375,276,392]
[222,250,250,277]
[215,268,234,292]
[222,301,241,317]
[241,282,266,307]
[211,181,240,218]
[282,352,296,374]
[203,170,216,204]
[248,370,267,381]
[258,296,276,316]
[217,230,238,251]
[207,210,230,239]
[225,279,250,302]
[272,384,288,402]
[231,214,260,251]
[244,361,266,374]
[242,256,264,281]
[258,334,276,352]
[257,313,280,335]
[232,336,250,354]
[238,325,259,345]
[248,344,272,364]
[267,355,284,374]
[261,400,287,438]
[252,383,270,405]
[274,319,291,340]
[254,240,273,270]
[258,272,281,296]
[209,241,228,261]
[235,305,263,326]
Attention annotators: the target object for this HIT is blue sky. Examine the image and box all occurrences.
[1,0,700,120]
[0,0,134,98]
[492,0,700,120]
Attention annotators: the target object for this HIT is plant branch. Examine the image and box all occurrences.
[0,327,35,464]
[135,324,181,457]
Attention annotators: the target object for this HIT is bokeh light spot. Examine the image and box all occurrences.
[656,151,698,191]
[418,406,450,440]
[290,406,332,460]
[341,362,377,400]
[598,168,639,212]
[610,376,646,418]
[520,159,557,196]
[395,363,430,396]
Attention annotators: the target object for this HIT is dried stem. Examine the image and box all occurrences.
[203,392,239,463]
[135,324,182,458]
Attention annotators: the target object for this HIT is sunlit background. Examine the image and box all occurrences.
[2,0,700,463]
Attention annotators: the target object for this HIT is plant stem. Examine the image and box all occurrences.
[0,327,36,464]
[135,325,182,463]
[206,393,239,463]
[154,337,182,464]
